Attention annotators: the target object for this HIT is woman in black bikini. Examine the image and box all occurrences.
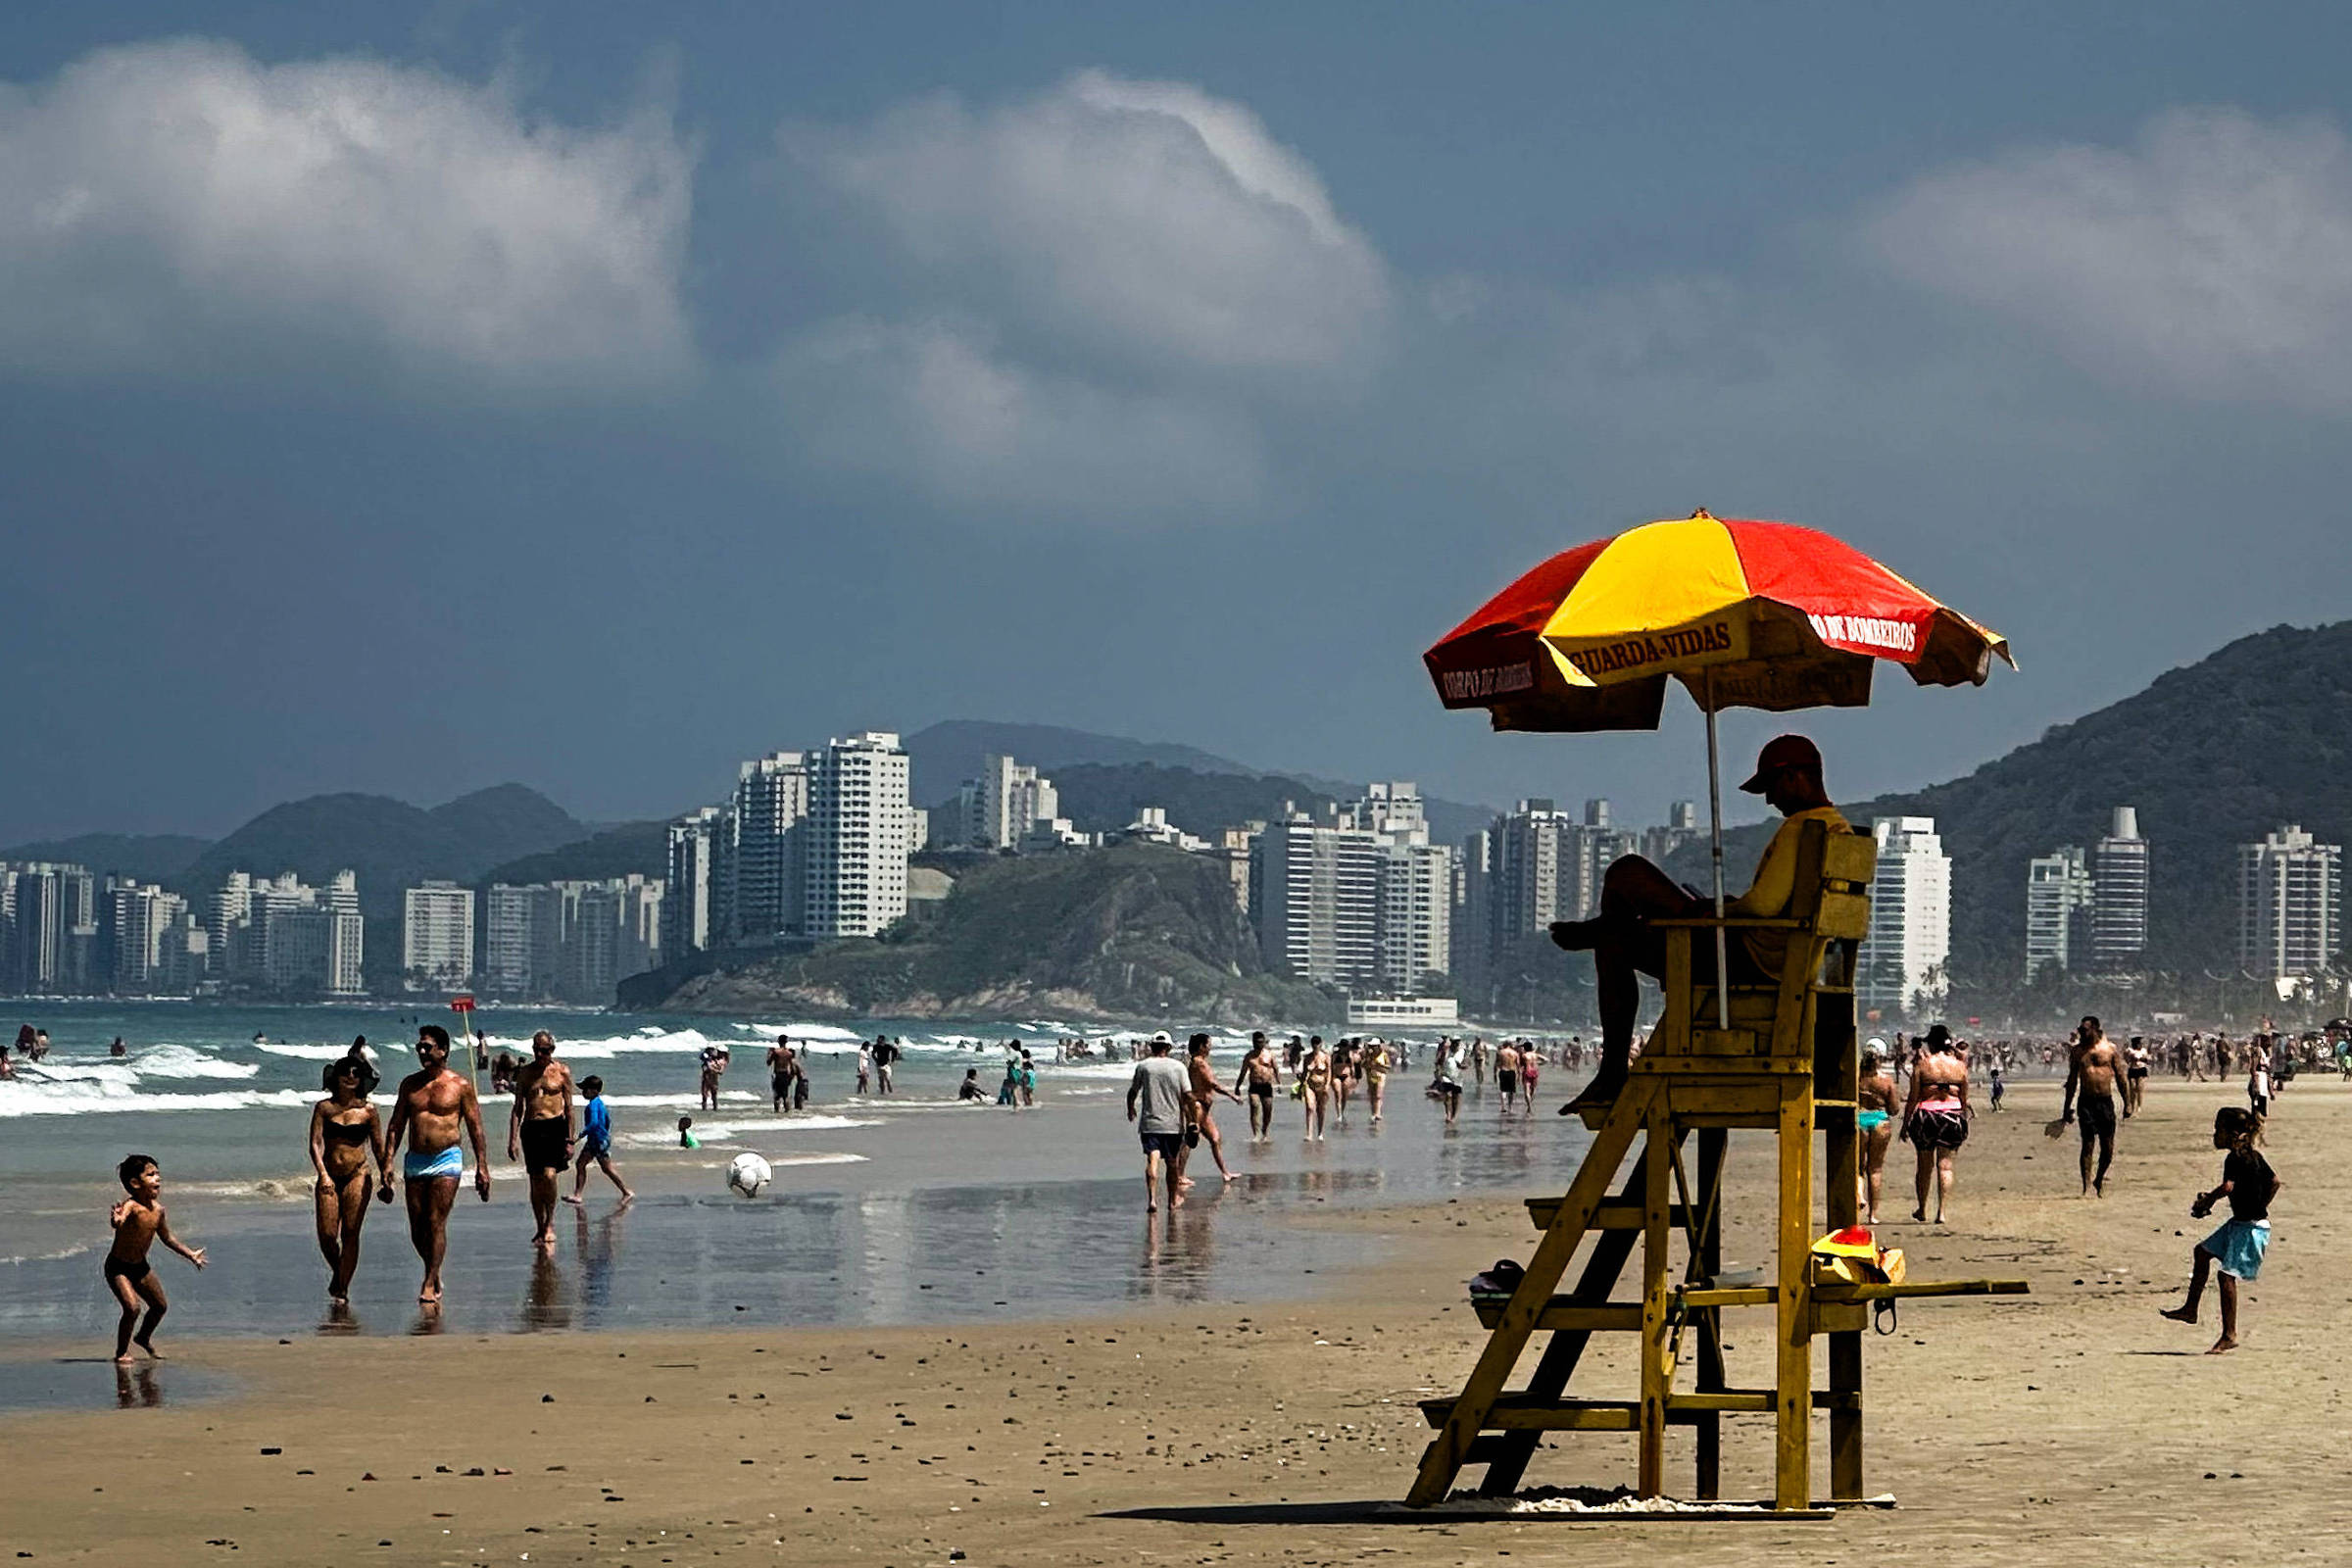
[309,1054,393,1303]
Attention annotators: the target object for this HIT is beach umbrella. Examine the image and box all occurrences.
[1424,511,2012,1021]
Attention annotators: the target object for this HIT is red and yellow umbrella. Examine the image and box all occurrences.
[1426,511,2013,1022]
[1425,511,2012,734]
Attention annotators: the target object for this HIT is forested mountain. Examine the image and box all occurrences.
[1670,621,2352,992]
[169,784,586,916]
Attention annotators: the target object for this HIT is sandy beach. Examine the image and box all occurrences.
[4,1073,2340,1566]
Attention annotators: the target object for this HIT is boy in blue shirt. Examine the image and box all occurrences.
[566,1076,634,1205]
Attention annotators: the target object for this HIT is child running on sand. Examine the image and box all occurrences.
[104,1154,204,1363]
[2161,1107,2279,1354]
[566,1076,633,1205]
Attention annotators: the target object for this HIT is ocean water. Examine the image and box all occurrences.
[0,1001,1594,1357]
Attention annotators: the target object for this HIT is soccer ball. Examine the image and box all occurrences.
[725,1152,772,1199]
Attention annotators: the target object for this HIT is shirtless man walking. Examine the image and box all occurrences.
[2065,1015,2128,1198]
[385,1025,491,1303]
[508,1030,574,1250]
[767,1035,798,1114]
[1233,1032,1280,1141]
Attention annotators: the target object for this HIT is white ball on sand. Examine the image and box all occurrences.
[725,1152,772,1199]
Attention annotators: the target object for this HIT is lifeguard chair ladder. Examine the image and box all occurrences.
[1406,819,2027,1512]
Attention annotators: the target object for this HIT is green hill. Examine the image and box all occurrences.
[1669,621,2352,999]
[171,784,586,916]
[479,821,667,887]
[0,833,211,881]
[627,841,1337,1024]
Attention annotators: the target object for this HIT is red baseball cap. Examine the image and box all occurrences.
[1739,734,1822,793]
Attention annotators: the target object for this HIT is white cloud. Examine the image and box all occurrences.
[784,69,1388,381]
[0,38,693,389]
[771,317,1265,517]
[1869,109,2352,409]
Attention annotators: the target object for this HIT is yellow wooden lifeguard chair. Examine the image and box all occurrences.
[1406,819,2026,1512]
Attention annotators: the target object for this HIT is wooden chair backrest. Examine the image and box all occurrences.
[1778,818,1874,933]
[1809,820,1876,944]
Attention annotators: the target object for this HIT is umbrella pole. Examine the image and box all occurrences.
[1704,670,1730,1029]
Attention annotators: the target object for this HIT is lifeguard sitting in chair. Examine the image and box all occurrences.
[1548,733,1849,1112]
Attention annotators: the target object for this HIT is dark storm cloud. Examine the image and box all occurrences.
[6,15,2352,842]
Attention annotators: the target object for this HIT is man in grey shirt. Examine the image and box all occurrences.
[1127,1030,1195,1212]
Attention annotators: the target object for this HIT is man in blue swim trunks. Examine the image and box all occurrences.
[385,1025,492,1305]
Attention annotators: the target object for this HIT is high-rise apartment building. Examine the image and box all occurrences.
[2239,825,2342,981]
[1488,799,1573,956]
[804,732,913,940]
[484,876,662,1003]
[2023,846,2094,982]
[2090,807,2149,973]
[1641,801,1702,867]
[1252,815,1382,985]
[194,869,364,996]
[731,751,809,942]
[972,756,1059,851]
[157,912,209,995]
[402,881,476,990]
[662,807,726,957]
[0,861,94,995]
[484,882,564,996]
[108,881,187,995]
[1452,828,1494,994]
[1378,840,1453,993]
[1251,784,1451,994]
[211,872,254,978]
[1856,817,1951,1015]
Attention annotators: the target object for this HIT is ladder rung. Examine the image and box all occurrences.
[1471,1298,1645,1332]
[1460,1434,1519,1466]
[1525,1198,1691,1231]
[1421,1395,1785,1432]
[1678,1286,1776,1308]
[1669,1390,1775,1413]
[1419,1396,1638,1432]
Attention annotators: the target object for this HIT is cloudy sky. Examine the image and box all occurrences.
[8,2,2351,839]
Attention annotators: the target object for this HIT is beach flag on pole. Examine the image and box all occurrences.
[450,995,479,1086]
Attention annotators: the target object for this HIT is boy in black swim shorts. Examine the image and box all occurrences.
[105,1154,205,1363]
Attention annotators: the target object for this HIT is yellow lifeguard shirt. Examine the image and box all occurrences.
[1726,806,1851,975]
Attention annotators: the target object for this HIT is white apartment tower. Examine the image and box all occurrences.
[484,882,564,997]
[804,733,913,940]
[322,870,365,997]
[402,881,476,990]
[2239,825,2342,981]
[731,752,809,942]
[1252,815,1382,985]
[2024,846,2094,983]
[662,807,726,956]
[2090,807,2149,973]
[109,881,186,995]
[1252,784,1451,994]
[1490,799,1573,953]
[1856,816,1951,1016]
[975,756,1059,851]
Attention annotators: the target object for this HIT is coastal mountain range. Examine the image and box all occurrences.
[15,624,2352,1010]
[1668,620,2352,988]
[0,723,1496,912]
